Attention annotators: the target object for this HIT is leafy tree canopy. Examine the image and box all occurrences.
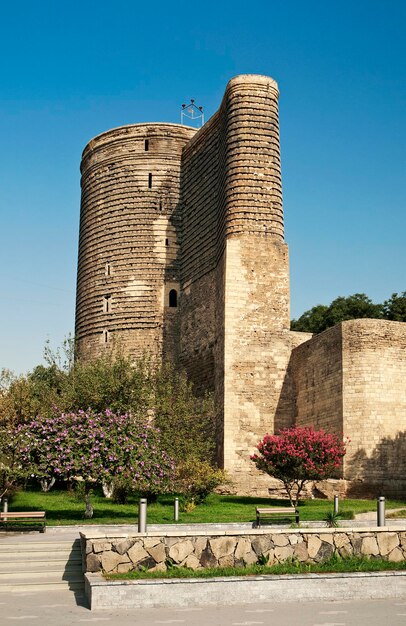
[251,427,347,506]
[291,292,405,334]
[0,342,217,474]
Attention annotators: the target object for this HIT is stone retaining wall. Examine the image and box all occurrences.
[82,527,406,574]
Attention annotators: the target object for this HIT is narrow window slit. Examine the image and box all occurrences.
[169,289,177,308]
[145,139,149,151]
[103,295,111,313]
[148,173,152,188]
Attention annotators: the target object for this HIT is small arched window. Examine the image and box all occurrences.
[169,289,177,308]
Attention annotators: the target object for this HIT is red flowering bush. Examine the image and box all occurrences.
[251,427,347,506]
[15,409,175,517]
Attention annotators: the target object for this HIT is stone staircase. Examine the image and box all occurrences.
[0,537,84,592]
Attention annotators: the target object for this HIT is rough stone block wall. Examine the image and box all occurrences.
[83,528,406,575]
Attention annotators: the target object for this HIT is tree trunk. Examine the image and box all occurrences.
[84,486,94,519]
[102,481,114,499]
[40,477,56,492]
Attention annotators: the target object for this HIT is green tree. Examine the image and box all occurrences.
[291,293,385,334]
[1,344,221,498]
[383,292,406,322]
[15,409,175,517]
[251,427,347,506]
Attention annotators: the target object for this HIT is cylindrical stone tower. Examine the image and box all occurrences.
[75,123,196,362]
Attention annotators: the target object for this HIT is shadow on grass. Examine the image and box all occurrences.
[218,495,292,506]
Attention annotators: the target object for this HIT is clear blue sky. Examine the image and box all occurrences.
[1,0,405,375]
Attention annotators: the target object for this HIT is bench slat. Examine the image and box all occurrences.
[0,512,45,518]
[0,511,46,533]
[256,506,299,527]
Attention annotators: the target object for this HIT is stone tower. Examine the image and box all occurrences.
[75,123,196,361]
[178,75,301,489]
[75,75,406,497]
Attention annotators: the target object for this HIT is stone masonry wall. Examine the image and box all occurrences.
[290,324,344,439]
[83,528,406,575]
[76,123,196,362]
[289,319,406,494]
[342,319,406,486]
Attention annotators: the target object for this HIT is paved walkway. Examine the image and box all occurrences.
[1,590,406,625]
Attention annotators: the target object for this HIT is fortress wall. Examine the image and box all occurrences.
[222,236,293,493]
[179,75,294,490]
[341,319,406,483]
[179,107,227,393]
[290,324,344,440]
[223,75,284,240]
[219,76,294,491]
[76,123,195,362]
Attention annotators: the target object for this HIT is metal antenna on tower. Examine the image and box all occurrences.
[181,99,204,128]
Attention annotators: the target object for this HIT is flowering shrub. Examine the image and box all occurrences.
[16,409,175,517]
[251,427,347,506]
[174,457,227,509]
[0,427,31,499]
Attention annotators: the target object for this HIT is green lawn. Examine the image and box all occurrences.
[8,489,406,526]
[106,556,406,581]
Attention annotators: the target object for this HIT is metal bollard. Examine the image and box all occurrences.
[377,496,385,527]
[333,495,339,515]
[174,497,179,522]
[2,497,8,522]
[138,498,147,533]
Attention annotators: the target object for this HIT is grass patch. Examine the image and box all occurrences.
[106,556,406,581]
[8,489,406,526]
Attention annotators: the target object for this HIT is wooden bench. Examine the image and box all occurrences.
[0,511,46,533]
[256,507,299,527]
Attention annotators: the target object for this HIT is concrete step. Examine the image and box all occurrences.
[0,541,79,553]
[0,537,84,592]
[0,579,85,592]
[0,550,81,561]
[0,570,83,582]
[0,560,82,573]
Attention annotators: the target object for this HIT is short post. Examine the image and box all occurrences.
[333,495,339,515]
[174,497,179,522]
[2,497,8,522]
[377,496,385,527]
[138,498,147,533]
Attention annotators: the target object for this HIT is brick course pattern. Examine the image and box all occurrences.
[75,74,406,496]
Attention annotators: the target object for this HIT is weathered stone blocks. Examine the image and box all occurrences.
[82,528,406,575]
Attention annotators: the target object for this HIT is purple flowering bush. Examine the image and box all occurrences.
[16,409,175,517]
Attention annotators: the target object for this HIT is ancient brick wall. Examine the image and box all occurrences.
[290,324,344,438]
[341,319,406,486]
[178,75,304,491]
[290,319,406,493]
[75,123,195,362]
[179,112,224,392]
